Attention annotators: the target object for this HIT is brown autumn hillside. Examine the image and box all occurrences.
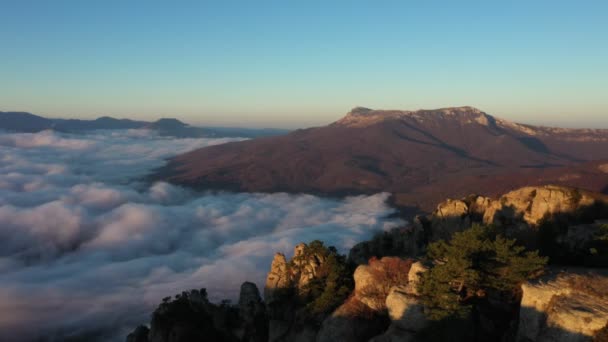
[159,107,608,212]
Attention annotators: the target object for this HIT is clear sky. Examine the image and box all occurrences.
[1,0,607,129]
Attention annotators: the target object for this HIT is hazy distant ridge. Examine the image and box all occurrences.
[0,111,289,138]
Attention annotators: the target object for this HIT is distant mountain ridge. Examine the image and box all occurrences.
[337,106,608,141]
[158,106,608,213]
[0,111,289,138]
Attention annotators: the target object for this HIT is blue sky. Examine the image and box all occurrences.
[1,0,607,128]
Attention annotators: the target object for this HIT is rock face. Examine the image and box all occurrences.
[482,186,596,226]
[316,298,389,342]
[350,185,608,268]
[263,242,338,342]
[429,185,600,229]
[237,282,268,342]
[264,243,327,302]
[264,252,295,341]
[428,197,477,241]
[412,185,608,253]
[369,261,429,342]
[384,286,428,331]
[352,257,414,311]
[264,253,290,304]
[518,268,608,342]
[317,258,424,342]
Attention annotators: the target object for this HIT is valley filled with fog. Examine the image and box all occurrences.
[0,129,402,341]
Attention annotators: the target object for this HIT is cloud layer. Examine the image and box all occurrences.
[0,130,402,341]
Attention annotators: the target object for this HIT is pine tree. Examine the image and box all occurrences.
[418,224,547,320]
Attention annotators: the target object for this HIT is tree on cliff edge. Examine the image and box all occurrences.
[418,224,547,321]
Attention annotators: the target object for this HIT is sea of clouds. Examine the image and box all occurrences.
[0,129,403,341]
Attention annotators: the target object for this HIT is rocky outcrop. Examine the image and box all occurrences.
[146,288,236,342]
[264,243,327,301]
[335,106,495,128]
[291,242,327,289]
[369,262,428,342]
[426,185,604,228]
[384,286,428,331]
[369,287,429,342]
[263,242,347,342]
[264,253,290,304]
[410,185,608,257]
[352,257,414,311]
[316,258,425,342]
[316,298,389,342]
[427,197,477,241]
[237,282,268,342]
[482,186,596,226]
[518,268,608,342]
[427,185,601,231]
[263,253,294,341]
[127,283,268,342]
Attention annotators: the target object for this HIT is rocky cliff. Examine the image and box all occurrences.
[427,185,604,232]
[263,241,355,342]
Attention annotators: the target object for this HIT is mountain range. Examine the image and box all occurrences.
[159,106,608,213]
[0,111,289,138]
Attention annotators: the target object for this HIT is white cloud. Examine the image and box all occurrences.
[0,130,402,341]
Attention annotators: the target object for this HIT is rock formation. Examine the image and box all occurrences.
[369,261,429,342]
[482,186,595,226]
[127,283,267,342]
[237,282,268,342]
[146,288,235,342]
[264,241,351,342]
[315,298,388,342]
[426,185,605,229]
[350,185,608,266]
[317,258,423,342]
[518,268,608,342]
[264,243,328,302]
[411,185,608,258]
[264,253,290,304]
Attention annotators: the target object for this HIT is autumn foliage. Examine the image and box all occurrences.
[359,256,414,310]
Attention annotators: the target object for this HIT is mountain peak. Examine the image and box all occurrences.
[337,106,490,127]
[349,106,374,115]
[148,118,188,130]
